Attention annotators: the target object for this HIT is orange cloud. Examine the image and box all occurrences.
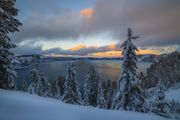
[68,44,87,51]
[66,43,160,57]
[68,44,98,51]
[136,49,160,55]
[107,43,117,50]
[90,49,160,58]
[80,8,94,17]
[90,51,122,58]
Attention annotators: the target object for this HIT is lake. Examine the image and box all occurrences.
[16,60,151,86]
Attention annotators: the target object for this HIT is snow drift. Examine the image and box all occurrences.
[0,89,168,120]
[166,88,180,102]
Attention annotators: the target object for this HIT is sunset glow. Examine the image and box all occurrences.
[80,8,94,17]
[107,43,117,50]
[90,51,121,58]
[136,49,161,55]
[68,44,87,51]
[13,0,179,56]
[89,49,160,58]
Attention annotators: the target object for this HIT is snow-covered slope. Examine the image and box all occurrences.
[0,89,168,120]
[166,88,180,102]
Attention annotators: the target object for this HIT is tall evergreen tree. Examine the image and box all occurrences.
[39,73,52,97]
[0,0,22,89]
[28,64,41,95]
[152,81,170,118]
[113,28,146,112]
[139,72,146,89]
[53,75,65,99]
[21,78,28,92]
[83,66,99,106]
[83,70,92,106]
[28,64,52,97]
[105,80,116,109]
[62,63,82,105]
[97,80,107,109]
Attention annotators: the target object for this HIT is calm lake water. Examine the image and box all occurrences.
[16,60,151,86]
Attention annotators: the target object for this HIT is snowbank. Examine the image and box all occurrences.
[0,89,168,120]
[166,88,180,102]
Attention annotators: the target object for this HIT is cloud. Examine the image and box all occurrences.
[80,0,180,47]
[13,42,161,57]
[12,10,80,43]
[13,0,180,53]
[13,45,42,55]
[68,44,87,51]
[80,8,94,17]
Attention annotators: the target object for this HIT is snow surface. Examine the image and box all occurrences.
[166,88,180,102]
[0,89,168,120]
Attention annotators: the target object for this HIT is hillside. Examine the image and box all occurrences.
[0,89,168,120]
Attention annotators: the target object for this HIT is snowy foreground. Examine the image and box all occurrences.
[166,88,180,102]
[0,89,169,120]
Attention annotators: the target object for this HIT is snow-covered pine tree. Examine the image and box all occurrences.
[0,0,22,89]
[109,81,117,109]
[28,64,41,95]
[83,71,91,106]
[139,72,146,89]
[152,80,170,118]
[139,72,148,98]
[112,28,146,112]
[28,64,52,97]
[105,80,115,109]
[97,80,107,109]
[39,73,52,97]
[21,78,28,92]
[83,66,99,106]
[53,75,65,99]
[62,62,82,105]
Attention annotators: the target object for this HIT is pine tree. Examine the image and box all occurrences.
[152,81,170,118]
[28,64,41,95]
[139,72,148,98]
[21,79,28,92]
[53,75,65,99]
[113,28,146,112]
[83,66,99,106]
[97,80,107,109]
[139,72,146,89]
[62,62,82,105]
[105,80,116,109]
[0,0,22,89]
[109,81,117,109]
[83,71,92,106]
[39,73,52,97]
[28,64,52,97]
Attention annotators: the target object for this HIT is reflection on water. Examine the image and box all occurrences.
[16,60,151,85]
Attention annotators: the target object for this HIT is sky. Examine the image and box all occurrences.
[12,0,180,57]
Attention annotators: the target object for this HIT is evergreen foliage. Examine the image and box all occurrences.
[113,28,146,112]
[97,80,107,109]
[83,66,99,106]
[0,0,22,89]
[62,62,82,104]
[152,81,170,118]
[28,64,52,97]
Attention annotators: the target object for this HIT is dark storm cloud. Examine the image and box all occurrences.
[13,0,180,54]
[12,11,80,43]
[81,0,180,47]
